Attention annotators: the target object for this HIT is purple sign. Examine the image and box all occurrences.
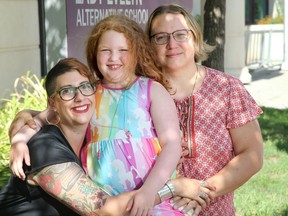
[66,0,193,63]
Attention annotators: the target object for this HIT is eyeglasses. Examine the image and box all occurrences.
[150,29,192,45]
[51,82,96,101]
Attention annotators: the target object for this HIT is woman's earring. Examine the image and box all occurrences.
[45,108,60,125]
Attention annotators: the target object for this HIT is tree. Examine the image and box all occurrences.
[202,0,226,72]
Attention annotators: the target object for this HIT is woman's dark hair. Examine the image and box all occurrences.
[45,58,96,98]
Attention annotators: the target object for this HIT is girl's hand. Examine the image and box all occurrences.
[9,109,44,180]
[129,187,155,216]
[9,142,30,180]
[9,110,37,139]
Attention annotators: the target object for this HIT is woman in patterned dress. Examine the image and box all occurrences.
[146,4,264,216]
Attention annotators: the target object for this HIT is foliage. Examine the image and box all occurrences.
[194,14,201,25]
[256,16,283,25]
[0,72,47,185]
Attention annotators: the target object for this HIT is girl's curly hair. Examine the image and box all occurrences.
[86,15,171,91]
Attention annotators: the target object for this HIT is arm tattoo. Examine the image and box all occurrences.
[32,162,109,215]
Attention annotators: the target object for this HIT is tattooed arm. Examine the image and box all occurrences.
[27,162,135,216]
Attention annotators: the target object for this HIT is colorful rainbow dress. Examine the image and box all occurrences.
[81,76,182,215]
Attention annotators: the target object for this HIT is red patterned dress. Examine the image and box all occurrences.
[175,67,262,216]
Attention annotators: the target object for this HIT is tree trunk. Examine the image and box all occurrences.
[202,0,226,72]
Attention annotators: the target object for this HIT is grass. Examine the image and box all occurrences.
[234,107,288,216]
[0,73,287,215]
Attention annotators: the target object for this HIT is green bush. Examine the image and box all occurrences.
[0,72,47,187]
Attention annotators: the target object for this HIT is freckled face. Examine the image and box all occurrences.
[150,13,195,73]
[49,71,95,127]
[96,30,136,88]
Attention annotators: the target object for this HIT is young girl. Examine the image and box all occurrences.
[84,15,182,215]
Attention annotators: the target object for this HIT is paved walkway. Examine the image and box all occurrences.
[244,68,288,110]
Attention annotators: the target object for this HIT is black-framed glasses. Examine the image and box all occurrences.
[150,29,192,45]
[51,82,96,101]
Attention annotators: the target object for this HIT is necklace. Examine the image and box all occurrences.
[96,76,137,139]
[94,87,132,160]
[191,64,199,95]
[97,87,132,139]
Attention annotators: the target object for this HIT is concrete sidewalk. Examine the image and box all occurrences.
[244,68,288,110]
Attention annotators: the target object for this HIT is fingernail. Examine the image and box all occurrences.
[178,206,185,212]
[170,199,175,205]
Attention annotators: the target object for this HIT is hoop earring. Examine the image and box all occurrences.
[45,108,60,125]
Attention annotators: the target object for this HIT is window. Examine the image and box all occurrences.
[245,0,269,25]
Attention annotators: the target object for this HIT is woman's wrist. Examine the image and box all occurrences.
[157,180,175,202]
[170,178,181,196]
[38,108,50,127]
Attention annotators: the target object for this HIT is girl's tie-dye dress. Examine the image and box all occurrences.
[81,76,183,215]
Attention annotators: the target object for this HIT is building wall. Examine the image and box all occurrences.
[225,0,246,79]
[44,0,67,71]
[0,0,41,99]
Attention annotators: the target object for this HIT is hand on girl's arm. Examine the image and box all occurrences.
[171,177,216,209]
